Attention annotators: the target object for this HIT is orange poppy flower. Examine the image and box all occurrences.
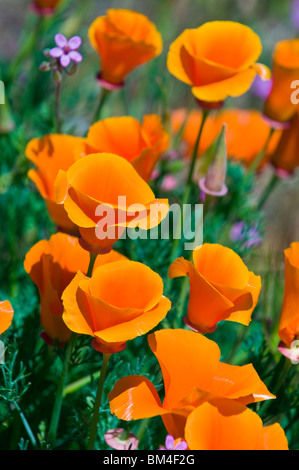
[55,153,169,254]
[108,329,275,438]
[167,21,269,106]
[24,232,90,344]
[264,39,299,124]
[88,9,162,87]
[168,244,261,333]
[85,115,169,182]
[25,134,85,233]
[185,398,288,450]
[61,260,171,353]
[0,300,14,335]
[269,110,299,174]
[171,108,280,168]
[278,242,299,348]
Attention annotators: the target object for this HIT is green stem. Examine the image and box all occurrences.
[93,88,110,123]
[256,173,280,211]
[47,333,77,447]
[247,127,275,176]
[87,252,97,278]
[54,79,62,133]
[165,110,209,298]
[12,400,37,448]
[87,353,111,450]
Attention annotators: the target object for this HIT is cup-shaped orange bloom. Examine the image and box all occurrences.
[168,244,261,333]
[25,134,85,233]
[88,9,162,87]
[108,329,275,438]
[269,110,299,174]
[61,260,171,353]
[171,108,280,169]
[185,398,288,450]
[55,153,169,254]
[167,21,269,105]
[278,242,299,347]
[0,300,14,335]
[24,232,90,344]
[85,115,169,182]
[264,39,299,123]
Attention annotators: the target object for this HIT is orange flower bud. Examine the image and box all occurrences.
[85,115,169,182]
[54,153,169,254]
[0,300,14,335]
[279,242,299,347]
[168,244,261,333]
[88,9,162,87]
[264,39,299,123]
[62,260,171,353]
[25,134,86,233]
[167,21,269,106]
[108,329,275,439]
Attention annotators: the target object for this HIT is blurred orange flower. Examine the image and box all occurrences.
[269,110,299,175]
[169,244,261,333]
[0,300,14,335]
[264,39,299,124]
[55,153,169,254]
[167,21,269,106]
[278,242,299,348]
[108,329,275,438]
[24,232,90,344]
[25,134,85,233]
[62,260,171,353]
[171,108,280,169]
[85,115,169,182]
[88,9,162,87]
[185,398,288,450]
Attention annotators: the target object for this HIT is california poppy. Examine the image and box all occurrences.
[278,242,299,348]
[55,153,169,254]
[108,329,275,438]
[185,398,288,450]
[24,232,90,344]
[264,39,299,124]
[25,134,85,233]
[62,260,171,353]
[167,21,269,106]
[171,108,280,169]
[269,110,299,174]
[0,300,14,335]
[88,9,162,88]
[85,115,169,182]
[168,244,261,333]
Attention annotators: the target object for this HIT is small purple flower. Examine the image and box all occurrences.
[251,74,273,100]
[291,0,299,30]
[230,221,262,249]
[49,34,82,68]
[159,434,188,450]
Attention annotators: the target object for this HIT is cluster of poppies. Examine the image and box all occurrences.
[1,3,299,450]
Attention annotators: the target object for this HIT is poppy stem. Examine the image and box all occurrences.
[54,79,62,133]
[87,252,97,277]
[47,333,77,448]
[87,352,111,450]
[93,88,110,123]
[165,110,209,298]
[256,172,280,211]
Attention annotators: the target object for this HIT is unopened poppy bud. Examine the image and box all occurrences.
[67,62,78,75]
[39,61,51,72]
[0,100,15,134]
[52,68,62,84]
[199,124,228,197]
